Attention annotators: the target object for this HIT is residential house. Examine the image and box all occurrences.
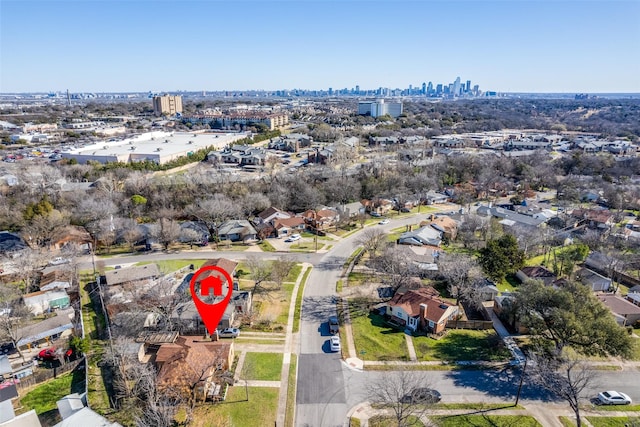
[394,245,439,272]
[398,225,442,247]
[39,265,72,292]
[255,207,292,225]
[23,290,70,316]
[516,266,557,287]
[597,295,640,326]
[302,208,339,231]
[0,380,42,427]
[422,215,458,240]
[49,225,92,252]
[361,198,394,216]
[104,264,161,288]
[0,231,26,255]
[340,201,366,218]
[576,268,612,292]
[570,208,614,229]
[155,336,234,402]
[476,206,547,229]
[626,293,640,307]
[368,136,400,146]
[273,216,306,237]
[16,310,75,351]
[179,221,210,245]
[424,191,449,205]
[217,220,257,243]
[55,393,122,427]
[385,287,459,333]
[504,140,551,151]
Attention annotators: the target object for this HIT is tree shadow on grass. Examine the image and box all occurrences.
[432,332,509,362]
[444,365,556,403]
[368,313,405,335]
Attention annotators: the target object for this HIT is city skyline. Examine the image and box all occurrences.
[1,1,639,94]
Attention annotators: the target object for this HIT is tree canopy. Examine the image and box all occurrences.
[478,234,525,282]
[516,281,633,358]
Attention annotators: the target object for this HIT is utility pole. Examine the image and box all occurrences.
[515,357,528,406]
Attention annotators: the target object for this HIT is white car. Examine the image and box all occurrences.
[329,336,341,352]
[285,233,301,243]
[378,219,390,225]
[598,390,632,405]
[217,328,240,338]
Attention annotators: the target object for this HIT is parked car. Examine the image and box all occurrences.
[217,328,240,338]
[400,207,411,213]
[328,316,339,334]
[401,388,442,404]
[598,390,632,405]
[378,218,390,225]
[285,233,301,243]
[38,348,58,361]
[329,336,341,352]
[370,212,381,218]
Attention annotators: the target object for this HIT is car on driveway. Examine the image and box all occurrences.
[400,388,442,404]
[217,328,240,338]
[284,233,301,243]
[329,336,341,352]
[598,390,632,405]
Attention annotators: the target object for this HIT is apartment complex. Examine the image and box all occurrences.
[357,99,403,118]
[153,95,183,116]
[186,112,289,131]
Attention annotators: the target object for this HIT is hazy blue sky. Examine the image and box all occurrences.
[1,0,639,93]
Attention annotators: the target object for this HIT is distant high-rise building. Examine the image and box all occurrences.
[465,80,471,93]
[427,82,434,94]
[435,84,443,95]
[329,87,333,95]
[355,85,360,94]
[453,77,461,96]
[153,94,183,116]
[358,99,403,118]
[421,82,426,94]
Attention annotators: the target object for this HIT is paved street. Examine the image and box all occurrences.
[79,206,640,426]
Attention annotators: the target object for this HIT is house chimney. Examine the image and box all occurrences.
[418,303,428,331]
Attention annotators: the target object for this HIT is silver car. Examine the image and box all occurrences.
[597,390,632,405]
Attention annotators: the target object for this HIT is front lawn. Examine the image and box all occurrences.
[241,352,283,381]
[413,330,510,362]
[431,414,542,426]
[369,415,424,426]
[586,417,640,427]
[138,259,207,273]
[350,312,410,361]
[188,386,278,426]
[18,372,73,415]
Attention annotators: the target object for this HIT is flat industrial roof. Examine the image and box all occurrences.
[62,131,248,160]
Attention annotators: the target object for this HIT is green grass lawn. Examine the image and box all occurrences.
[369,415,424,426]
[18,372,73,415]
[285,354,297,427]
[412,330,511,362]
[190,387,278,427]
[559,416,575,427]
[292,267,311,333]
[258,239,276,252]
[138,259,207,273]
[593,403,640,411]
[586,417,640,427]
[431,414,542,426]
[350,312,410,361]
[241,352,283,381]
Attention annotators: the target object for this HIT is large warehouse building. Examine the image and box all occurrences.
[61,131,249,165]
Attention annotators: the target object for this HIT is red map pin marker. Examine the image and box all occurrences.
[189,265,234,336]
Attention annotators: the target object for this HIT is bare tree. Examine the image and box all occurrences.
[156,218,181,251]
[245,256,272,294]
[365,370,436,427]
[437,252,483,306]
[356,228,389,258]
[527,354,596,427]
[270,257,296,290]
[0,289,32,363]
[371,246,419,293]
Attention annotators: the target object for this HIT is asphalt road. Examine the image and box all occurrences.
[77,206,640,426]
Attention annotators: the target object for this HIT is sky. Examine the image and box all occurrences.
[1,0,639,93]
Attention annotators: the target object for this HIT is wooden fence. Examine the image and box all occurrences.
[15,358,84,393]
[446,319,494,330]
